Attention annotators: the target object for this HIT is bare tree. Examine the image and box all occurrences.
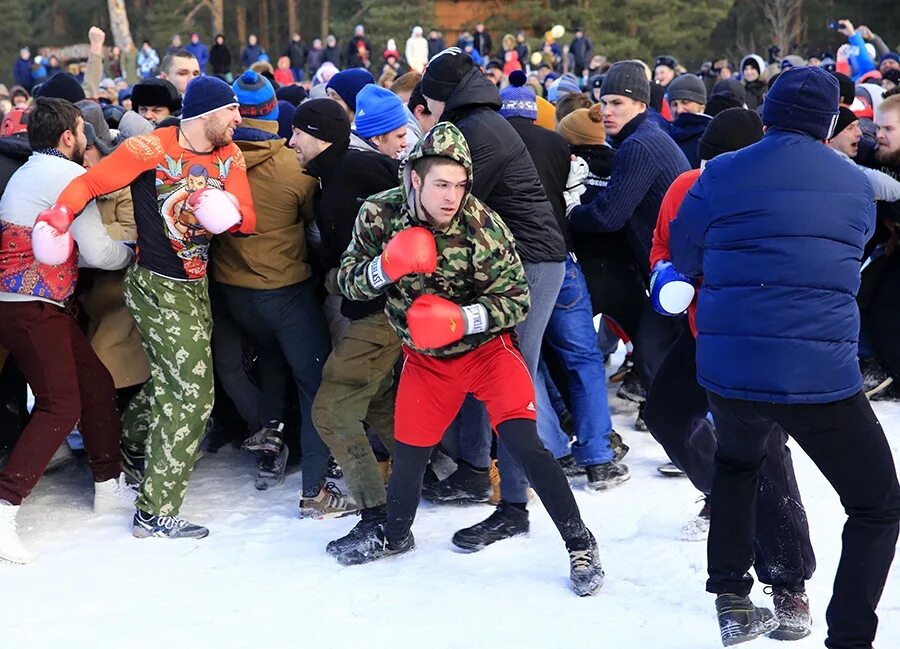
[761,0,804,55]
[107,0,135,50]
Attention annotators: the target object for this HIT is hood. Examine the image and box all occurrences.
[443,67,502,120]
[670,112,712,143]
[233,119,284,168]
[399,122,473,219]
[349,131,379,154]
[740,54,766,78]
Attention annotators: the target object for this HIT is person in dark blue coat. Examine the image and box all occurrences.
[671,65,900,649]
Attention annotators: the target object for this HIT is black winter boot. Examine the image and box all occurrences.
[451,501,529,552]
[715,594,779,646]
[421,460,491,504]
[334,524,415,566]
[326,505,387,556]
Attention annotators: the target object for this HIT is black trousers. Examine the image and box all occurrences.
[0,357,28,455]
[644,329,815,589]
[862,252,900,379]
[707,391,900,649]
[386,419,587,544]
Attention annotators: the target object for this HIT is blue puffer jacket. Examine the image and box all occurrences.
[670,128,876,404]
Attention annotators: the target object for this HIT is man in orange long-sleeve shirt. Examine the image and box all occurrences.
[33,76,256,539]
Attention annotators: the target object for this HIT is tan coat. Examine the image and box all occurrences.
[77,187,150,388]
[211,118,317,290]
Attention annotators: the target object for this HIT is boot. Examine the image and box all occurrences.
[715,594,779,646]
[584,461,630,491]
[451,500,529,552]
[93,473,137,514]
[326,505,387,556]
[334,523,415,566]
[567,530,604,596]
[766,586,812,641]
[609,430,629,462]
[0,499,33,564]
[421,460,491,504]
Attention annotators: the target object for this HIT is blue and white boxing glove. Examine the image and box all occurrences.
[650,261,695,316]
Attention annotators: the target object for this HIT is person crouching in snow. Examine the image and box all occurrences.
[335,121,603,596]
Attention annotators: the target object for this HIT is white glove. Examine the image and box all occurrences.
[564,156,589,214]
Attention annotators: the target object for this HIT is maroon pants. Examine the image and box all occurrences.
[0,301,121,505]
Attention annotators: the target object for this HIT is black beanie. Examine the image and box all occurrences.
[698,107,764,161]
[276,84,308,107]
[132,78,182,112]
[831,106,859,138]
[33,72,85,104]
[712,78,746,105]
[705,91,744,117]
[830,72,855,106]
[292,97,350,144]
[422,47,474,102]
[600,61,650,104]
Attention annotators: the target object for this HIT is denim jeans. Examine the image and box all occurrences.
[534,360,570,458]
[220,279,332,494]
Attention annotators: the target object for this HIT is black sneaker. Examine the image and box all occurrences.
[609,430,629,462]
[132,510,210,539]
[616,370,646,404]
[715,594,779,646]
[658,462,686,477]
[609,354,633,383]
[326,455,343,480]
[421,461,491,504]
[557,454,585,477]
[451,501,530,552]
[584,462,630,491]
[326,506,387,556]
[255,442,289,491]
[567,531,604,596]
[766,587,812,641]
[121,442,145,484]
[242,422,284,455]
[334,524,415,566]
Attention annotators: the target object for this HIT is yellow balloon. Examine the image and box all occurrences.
[551,25,566,39]
[530,52,543,66]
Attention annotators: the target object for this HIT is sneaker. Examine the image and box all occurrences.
[255,443,289,491]
[0,499,34,564]
[326,455,343,480]
[567,531,604,596]
[132,510,209,539]
[451,501,529,552]
[609,430,629,462]
[242,422,284,455]
[326,505,387,556]
[766,587,812,641]
[334,523,415,566]
[584,461,631,491]
[609,354,633,383]
[299,482,358,520]
[616,370,646,404]
[682,496,710,542]
[121,442,145,484]
[715,594,779,646]
[93,473,137,514]
[558,454,585,477]
[658,462,686,477]
[421,461,491,504]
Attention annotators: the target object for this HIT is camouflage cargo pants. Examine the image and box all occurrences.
[122,265,214,516]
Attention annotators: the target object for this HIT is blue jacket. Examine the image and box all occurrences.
[668,112,712,169]
[185,41,209,72]
[670,128,876,404]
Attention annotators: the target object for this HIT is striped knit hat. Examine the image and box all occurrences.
[499,70,537,120]
[232,70,279,121]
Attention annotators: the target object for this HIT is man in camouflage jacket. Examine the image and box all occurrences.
[334,122,604,597]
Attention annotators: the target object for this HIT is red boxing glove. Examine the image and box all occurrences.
[35,203,76,234]
[368,227,437,289]
[406,294,490,349]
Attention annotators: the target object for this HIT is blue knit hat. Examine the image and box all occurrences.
[326,68,375,113]
[547,74,581,103]
[500,70,537,120]
[762,66,839,139]
[354,84,407,138]
[182,76,239,121]
[232,70,278,121]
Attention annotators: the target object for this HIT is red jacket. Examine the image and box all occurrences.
[649,168,701,337]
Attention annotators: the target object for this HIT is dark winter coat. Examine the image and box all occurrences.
[210,42,232,75]
[13,58,32,91]
[0,134,32,194]
[441,67,566,264]
[306,47,325,75]
[427,37,445,60]
[241,44,264,69]
[286,40,308,69]
[304,138,399,320]
[570,36,593,69]
[324,45,341,65]
[345,36,372,68]
[569,112,690,273]
[185,41,209,72]
[670,128,875,404]
[743,79,766,111]
[668,112,712,169]
[473,31,493,57]
[507,116,574,251]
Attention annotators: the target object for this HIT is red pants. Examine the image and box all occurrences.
[0,301,121,505]
[395,333,536,447]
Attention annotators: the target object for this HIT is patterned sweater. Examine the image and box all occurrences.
[338,122,530,357]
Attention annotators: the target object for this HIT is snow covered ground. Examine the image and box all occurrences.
[4,395,899,649]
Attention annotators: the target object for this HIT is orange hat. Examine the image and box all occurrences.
[557,104,606,146]
[534,96,556,130]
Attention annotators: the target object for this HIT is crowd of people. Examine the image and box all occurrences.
[0,15,899,649]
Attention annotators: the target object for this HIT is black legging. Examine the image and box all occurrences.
[386,419,587,544]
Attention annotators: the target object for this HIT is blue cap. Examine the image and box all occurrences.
[354,84,407,138]
[325,68,375,113]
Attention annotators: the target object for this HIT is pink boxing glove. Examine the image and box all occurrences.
[186,188,242,235]
[32,203,76,265]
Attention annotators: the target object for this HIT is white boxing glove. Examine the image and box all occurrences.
[564,156,590,214]
[186,188,242,235]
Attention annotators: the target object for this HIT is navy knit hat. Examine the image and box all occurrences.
[355,84,407,138]
[325,68,375,113]
[500,71,537,120]
[762,66,839,139]
[33,72,85,104]
[232,70,278,121]
[601,61,650,104]
[181,76,239,121]
[276,84,307,107]
[292,97,350,144]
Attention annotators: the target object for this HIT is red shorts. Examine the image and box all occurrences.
[394,333,537,447]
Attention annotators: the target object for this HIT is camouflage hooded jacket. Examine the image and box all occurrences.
[337,122,530,357]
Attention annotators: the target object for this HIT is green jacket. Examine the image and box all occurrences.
[337,122,530,357]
